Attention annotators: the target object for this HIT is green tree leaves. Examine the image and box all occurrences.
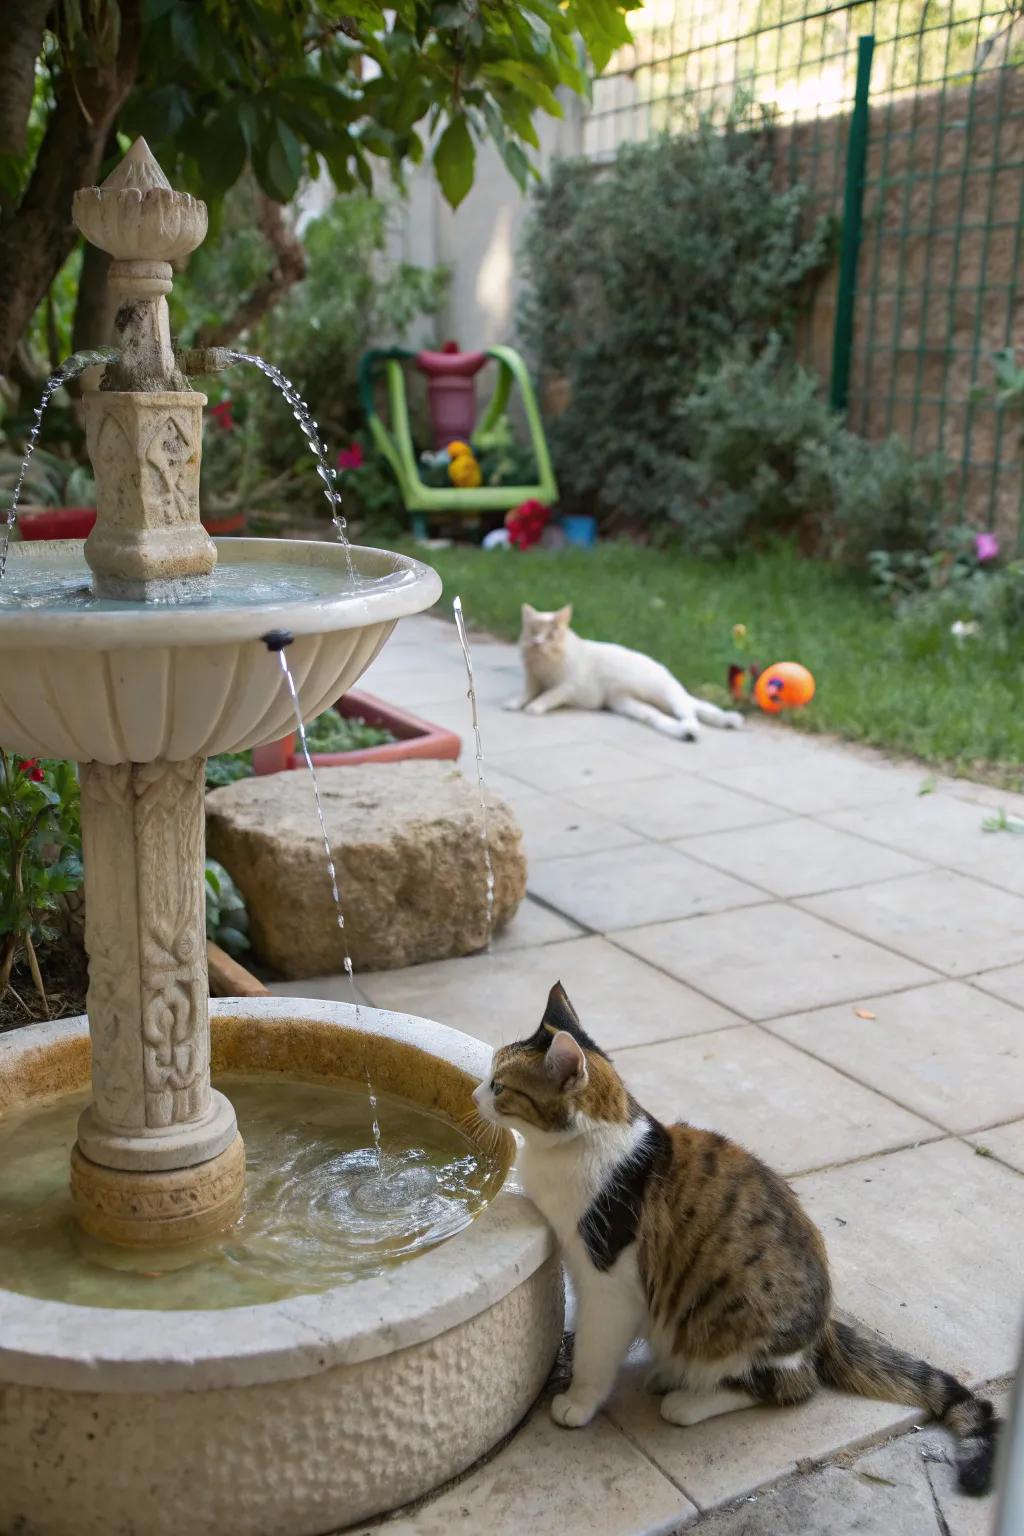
[433,113,474,208]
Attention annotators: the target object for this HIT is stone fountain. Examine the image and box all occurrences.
[0,142,559,1535]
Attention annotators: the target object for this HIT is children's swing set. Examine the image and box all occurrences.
[358,342,558,539]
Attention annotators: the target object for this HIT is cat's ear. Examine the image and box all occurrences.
[555,604,573,627]
[545,1030,588,1092]
[521,603,538,622]
[544,980,580,1034]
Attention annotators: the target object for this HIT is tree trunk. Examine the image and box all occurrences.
[0,0,51,162]
[196,197,307,348]
[0,2,141,377]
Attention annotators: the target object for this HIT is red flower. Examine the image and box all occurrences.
[210,400,235,432]
[337,442,364,471]
[504,499,551,551]
[17,758,45,782]
[441,340,459,354]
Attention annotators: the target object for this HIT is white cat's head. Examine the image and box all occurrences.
[519,603,572,660]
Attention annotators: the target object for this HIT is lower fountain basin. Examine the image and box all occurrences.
[0,999,561,1536]
[0,539,441,763]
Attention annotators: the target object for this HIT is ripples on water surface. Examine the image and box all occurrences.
[0,555,411,614]
[0,1075,501,1309]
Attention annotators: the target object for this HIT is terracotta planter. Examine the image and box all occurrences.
[200,509,246,535]
[251,689,461,775]
[18,507,97,540]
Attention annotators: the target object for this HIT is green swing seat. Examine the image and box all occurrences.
[358,344,558,534]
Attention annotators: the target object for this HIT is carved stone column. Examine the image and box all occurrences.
[71,758,243,1245]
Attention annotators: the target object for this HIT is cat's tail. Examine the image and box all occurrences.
[817,1318,1000,1496]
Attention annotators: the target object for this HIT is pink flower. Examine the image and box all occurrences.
[975,531,1000,563]
[210,400,235,432]
[337,442,364,471]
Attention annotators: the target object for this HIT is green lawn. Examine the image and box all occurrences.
[407,541,1022,789]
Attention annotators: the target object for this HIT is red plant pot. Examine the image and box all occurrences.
[251,690,462,775]
[201,510,246,535]
[18,507,97,540]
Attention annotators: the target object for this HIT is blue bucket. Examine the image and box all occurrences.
[560,514,598,548]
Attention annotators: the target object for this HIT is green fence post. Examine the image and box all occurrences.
[829,34,875,415]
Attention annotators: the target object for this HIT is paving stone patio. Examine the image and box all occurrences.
[272,612,1023,1536]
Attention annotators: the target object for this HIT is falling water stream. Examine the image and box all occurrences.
[0,348,118,580]
[452,596,496,949]
[226,351,356,579]
[266,635,423,1207]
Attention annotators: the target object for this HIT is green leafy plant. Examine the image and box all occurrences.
[0,754,83,1009]
[672,340,950,559]
[205,751,254,790]
[518,116,833,529]
[2,0,641,375]
[303,710,396,753]
[198,193,446,531]
[204,859,250,958]
[0,449,96,512]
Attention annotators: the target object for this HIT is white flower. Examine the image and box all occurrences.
[950,620,979,640]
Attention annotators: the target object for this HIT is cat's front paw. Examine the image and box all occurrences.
[524,700,548,716]
[551,1392,595,1429]
[723,711,744,730]
[502,697,526,712]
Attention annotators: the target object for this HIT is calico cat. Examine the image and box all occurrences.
[505,603,742,742]
[471,983,1000,1496]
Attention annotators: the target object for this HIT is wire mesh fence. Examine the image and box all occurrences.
[583,0,1024,540]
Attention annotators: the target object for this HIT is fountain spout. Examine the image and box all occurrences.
[72,137,216,601]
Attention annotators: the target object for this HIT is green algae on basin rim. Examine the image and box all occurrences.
[0,1074,503,1310]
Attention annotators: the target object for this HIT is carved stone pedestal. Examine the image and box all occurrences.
[73,757,244,1246]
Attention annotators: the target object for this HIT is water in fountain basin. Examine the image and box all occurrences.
[226,352,355,579]
[0,348,119,581]
[0,1075,501,1309]
[0,552,411,613]
[452,596,496,948]
[274,645,387,1183]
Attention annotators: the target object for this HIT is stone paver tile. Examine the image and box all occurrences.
[770,982,1024,1134]
[489,896,582,950]
[528,844,764,932]
[606,1355,917,1513]
[680,817,930,898]
[265,973,372,1005]
[378,665,512,709]
[629,720,831,772]
[359,935,743,1051]
[969,1120,1024,1173]
[972,962,1024,1011]
[692,1459,939,1536]
[615,1025,933,1175]
[705,747,921,816]
[495,786,643,864]
[795,1139,1024,1383]
[614,905,935,1021]
[377,1404,696,1536]
[488,740,668,795]
[565,774,780,842]
[824,794,998,866]
[803,871,1024,978]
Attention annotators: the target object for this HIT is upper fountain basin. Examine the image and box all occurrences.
[0,538,441,764]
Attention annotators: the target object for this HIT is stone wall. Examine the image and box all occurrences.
[783,68,1024,540]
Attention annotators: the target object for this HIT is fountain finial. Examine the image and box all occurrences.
[72,137,217,599]
[100,135,172,192]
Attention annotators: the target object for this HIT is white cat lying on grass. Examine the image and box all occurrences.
[505,603,742,742]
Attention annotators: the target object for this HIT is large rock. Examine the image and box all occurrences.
[206,762,526,977]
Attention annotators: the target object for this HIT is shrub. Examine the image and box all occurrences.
[518,117,832,527]
[0,755,82,1006]
[673,340,952,559]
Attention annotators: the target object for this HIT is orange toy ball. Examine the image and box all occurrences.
[754,662,816,715]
